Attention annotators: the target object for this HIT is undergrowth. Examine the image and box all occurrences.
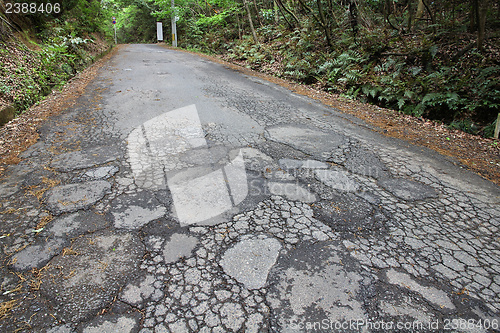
[0,3,111,118]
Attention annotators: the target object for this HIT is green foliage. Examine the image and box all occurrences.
[196,11,230,27]
[448,119,480,135]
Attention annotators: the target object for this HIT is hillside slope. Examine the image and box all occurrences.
[0,0,111,125]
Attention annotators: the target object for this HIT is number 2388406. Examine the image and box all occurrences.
[5,2,61,14]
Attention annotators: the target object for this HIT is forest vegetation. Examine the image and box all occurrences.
[1,0,499,137]
[0,0,111,123]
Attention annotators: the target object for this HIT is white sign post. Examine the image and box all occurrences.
[157,22,163,42]
[171,0,177,47]
[112,17,117,44]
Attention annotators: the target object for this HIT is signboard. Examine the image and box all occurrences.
[112,16,116,24]
[157,22,163,41]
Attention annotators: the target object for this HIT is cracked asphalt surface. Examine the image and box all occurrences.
[1,44,500,332]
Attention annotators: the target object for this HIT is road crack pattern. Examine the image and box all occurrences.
[0,45,498,333]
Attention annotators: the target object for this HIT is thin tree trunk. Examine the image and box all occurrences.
[274,0,279,24]
[275,0,300,27]
[416,0,424,20]
[316,0,333,48]
[297,0,334,49]
[407,0,414,32]
[477,5,487,50]
[470,0,479,32]
[243,0,260,44]
[276,2,294,29]
[236,12,242,39]
[422,0,435,25]
[253,0,263,27]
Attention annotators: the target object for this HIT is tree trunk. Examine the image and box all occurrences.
[275,0,300,28]
[348,0,358,36]
[236,12,242,39]
[477,5,487,50]
[274,0,279,24]
[416,0,424,20]
[407,0,413,32]
[422,0,435,25]
[470,0,479,32]
[316,0,333,48]
[243,0,260,44]
[253,0,263,27]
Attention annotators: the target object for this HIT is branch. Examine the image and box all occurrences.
[452,42,476,62]
[275,0,300,27]
[297,0,324,28]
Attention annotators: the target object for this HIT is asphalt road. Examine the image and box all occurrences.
[1,44,499,332]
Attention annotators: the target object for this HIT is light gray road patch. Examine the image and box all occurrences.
[268,182,317,202]
[46,324,75,333]
[240,147,277,172]
[279,158,328,170]
[50,147,120,172]
[12,238,67,270]
[220,234,282,290]
[163,233,199,264]
[113,205,166,230]
[120,275,163,306]
[266,125,346,159]
[82,312,142,333]
[386,268,455,310]
[80,165,119,181]
[46,210,109,238]
[44,180,111,215]
[378,177,439,201]
[315,168,360,192]
[111,192,166,230]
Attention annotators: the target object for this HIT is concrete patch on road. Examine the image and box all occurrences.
[378,177,439,201]
[80,165,119,181]
[40,230,144,322]
[44,180,111,215]
[379,296,434,327]
[111,192,166,230]
[163,233,199,264]
[268,241,371,331]
[50,146,120,172]
[279,158,328,170]
[386,268,455,310]
[120,275,163,307]
[127,104,206,191]
[220,234,282,290]
[168,151,248,226]
[315,168,360,192]
[113,205,166,230]
[266,125,346,159]
[46,210,109,238]
[267,182,317,203]
[82,312,142,333]
[239,148,295,181]
[11,238,67,271]
[128,105,249,226]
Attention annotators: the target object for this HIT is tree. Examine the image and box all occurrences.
[243,0,260,43]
